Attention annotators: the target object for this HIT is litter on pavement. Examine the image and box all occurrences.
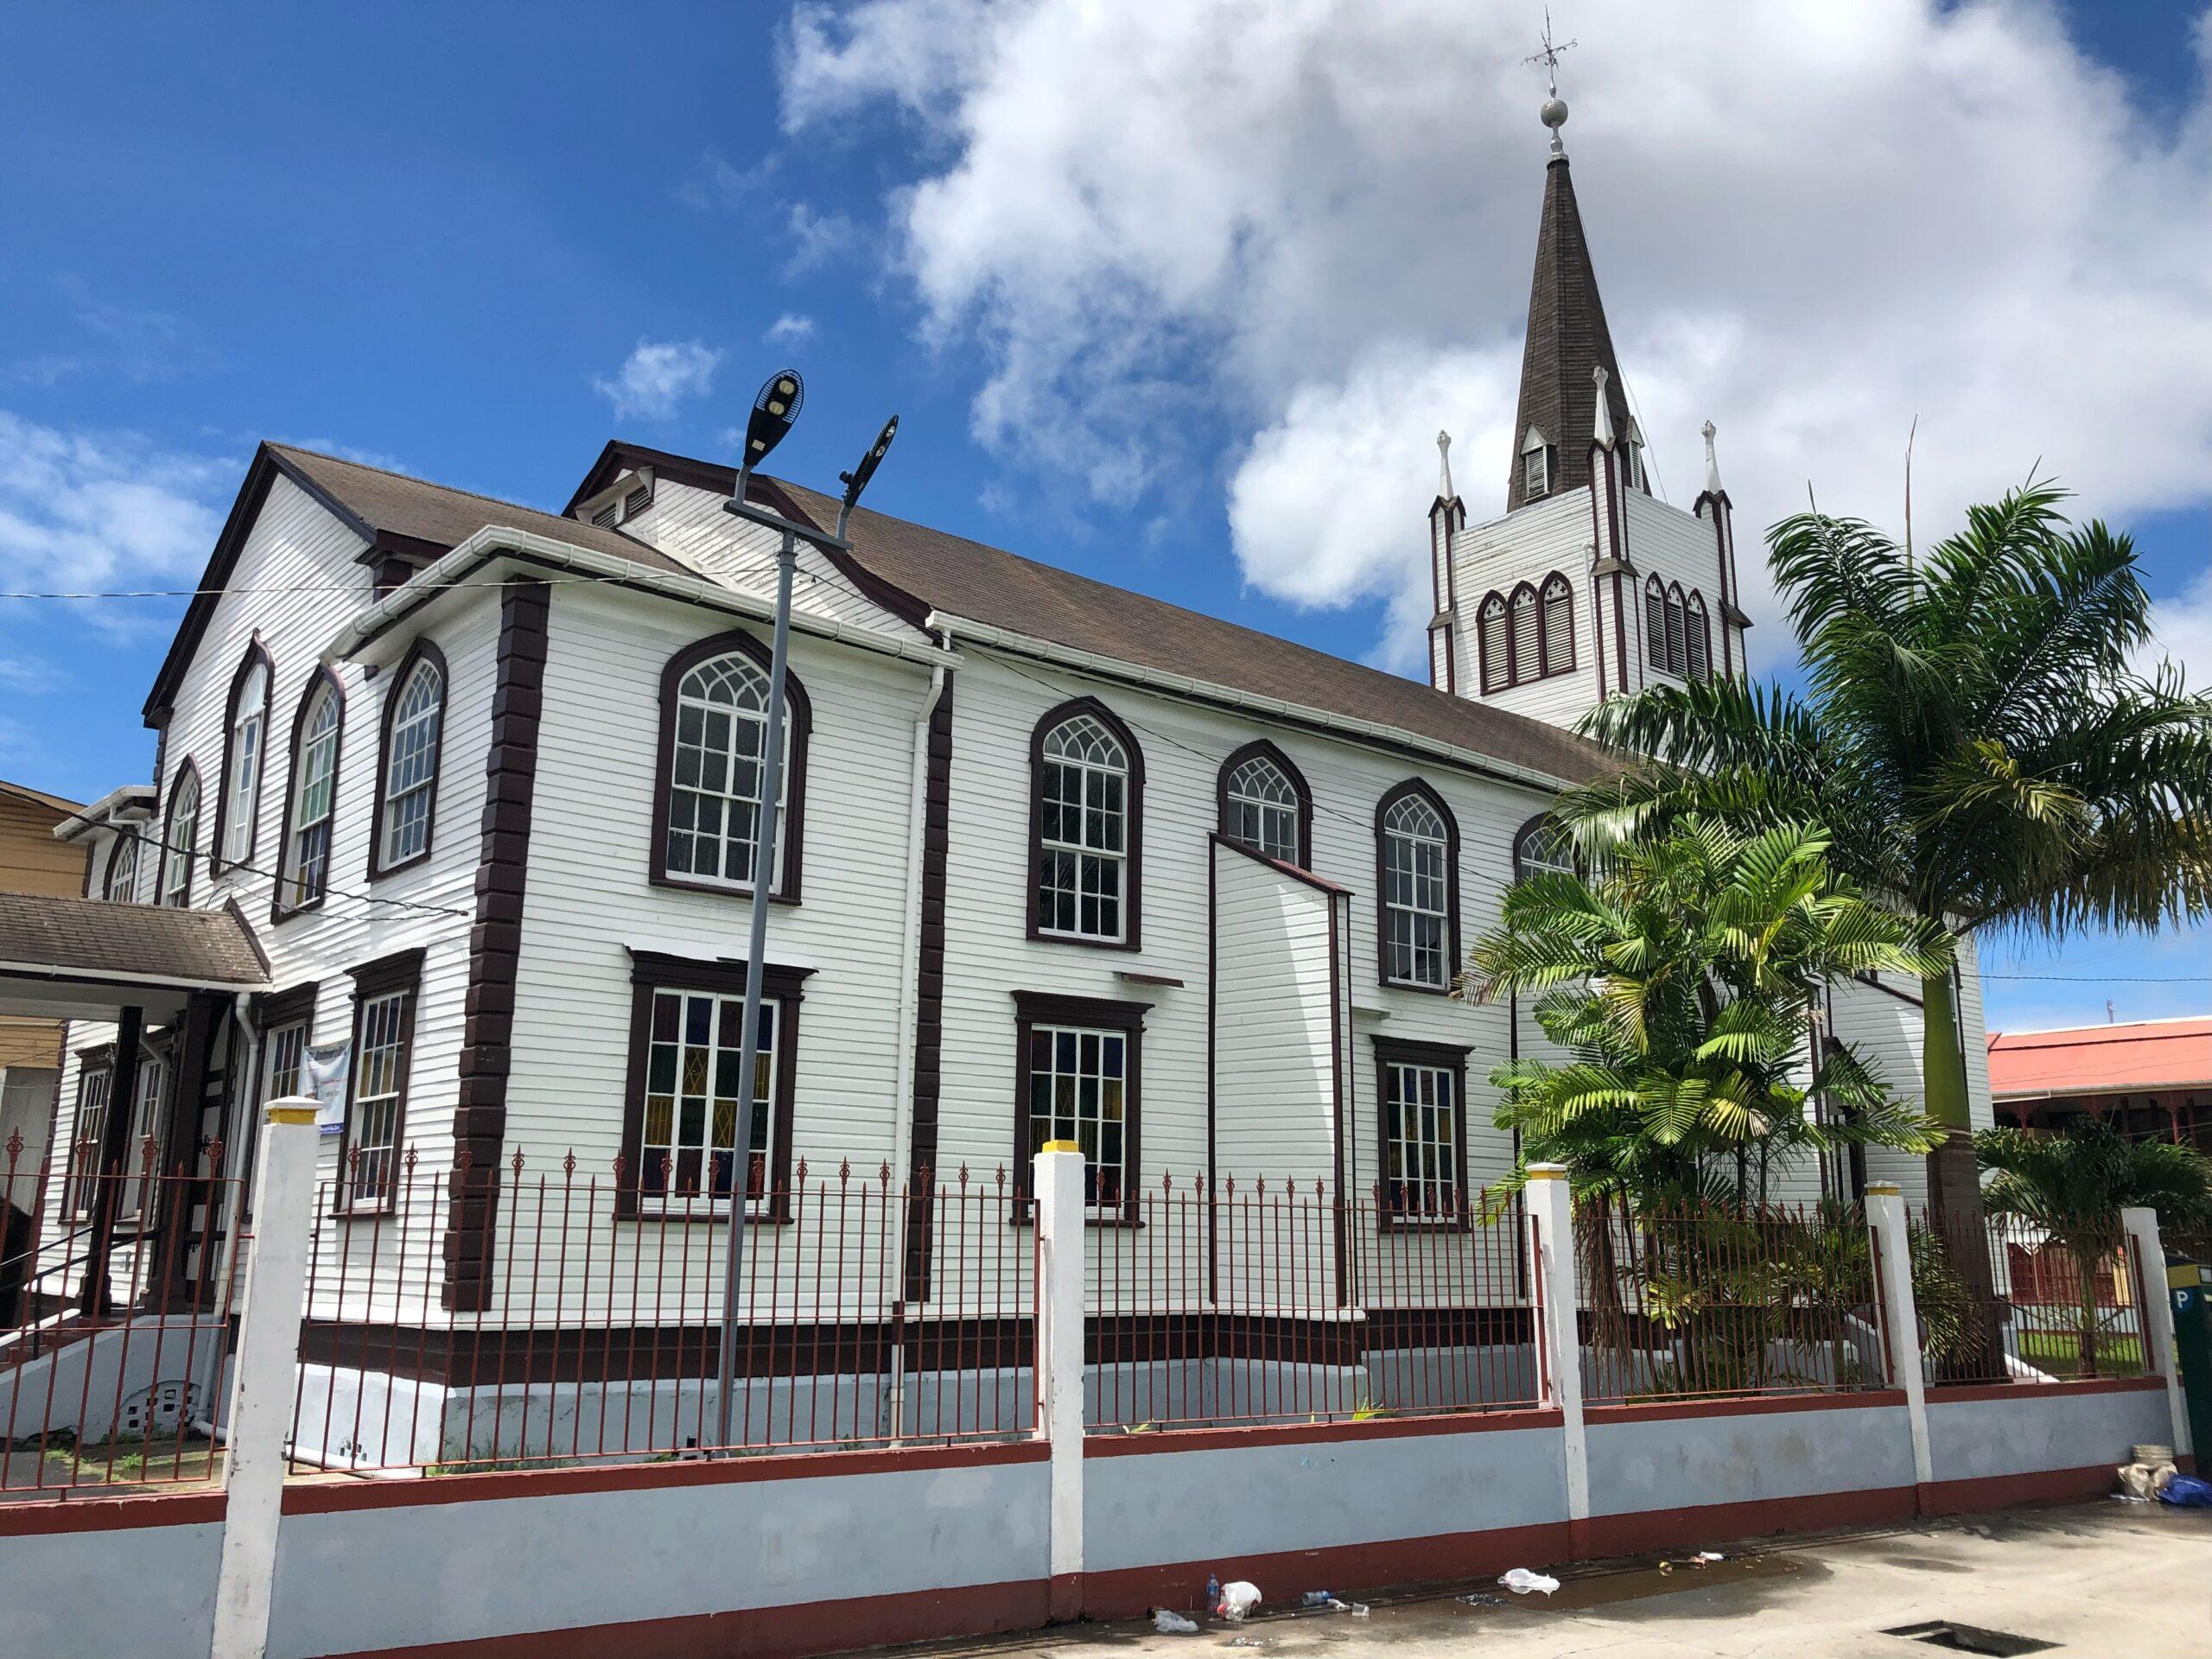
[1498,1568,1560,1595]
[1457,1592,1504,1608]
[1217,1581,1263,1622]
[1151,1610,1198,1634]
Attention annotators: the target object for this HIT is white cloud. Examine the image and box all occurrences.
[782,0,2212,666]
[2139,564,2212,691]
[593,340,724,420]
[785,202,859,274]
[766,312,818,345]
[0,411,232,617]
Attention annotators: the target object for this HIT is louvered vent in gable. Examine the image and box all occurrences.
[592,502,620,527]
[575,467,656,531]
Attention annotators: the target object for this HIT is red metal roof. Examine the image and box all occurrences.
[1986,1018,2212,1100]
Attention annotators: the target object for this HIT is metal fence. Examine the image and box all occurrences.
[1576,1198,1888,1403]
[289,1151,1035,1475]
[1,1137,245,1498]
[1085,1176,1540,1432]
[1910,1206,2150,1385]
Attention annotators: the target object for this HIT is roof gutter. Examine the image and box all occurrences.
[53,785,157,842]
[0,959,270,995]
[320,526,962,672]
[926,612,1583,796]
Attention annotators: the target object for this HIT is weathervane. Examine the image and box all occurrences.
[1523,9,1576,156]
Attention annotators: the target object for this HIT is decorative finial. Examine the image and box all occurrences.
[1436,430,1455,502]
[1526,9,1577,157]
[1591,364,1615,447]
[1702,420,1723,496]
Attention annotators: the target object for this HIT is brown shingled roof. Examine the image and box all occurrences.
[0,893,269,988]
[1507,156,1632,512]
[265,445,693,576]
[766,479,1614,785]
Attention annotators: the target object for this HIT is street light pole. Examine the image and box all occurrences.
[709,372,897,1454]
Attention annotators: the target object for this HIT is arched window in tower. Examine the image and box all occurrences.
[1540,574,1575,675]
[1645,575,1668,671]
[1685,590,1710,683]
[1478,594,1509,694]
[1510,583,1540,683]
[1665,582,1688,677]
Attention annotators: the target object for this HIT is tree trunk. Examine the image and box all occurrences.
[1921,971,2003,1379]
[2071,1246,2101,1377]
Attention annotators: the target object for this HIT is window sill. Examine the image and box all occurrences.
[648,872,801,908]
[1376,976,1453,998]
[269,894,328,927]
[1030,929,1141,953]
[365,847,432,883]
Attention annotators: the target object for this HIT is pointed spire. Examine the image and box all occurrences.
[1505,149,1633,511]
[1591,365,1615,448]
[1701,420,1724,497]
[1435,430,1456,503]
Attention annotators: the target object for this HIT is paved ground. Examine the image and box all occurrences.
[906,1503,2212,1659]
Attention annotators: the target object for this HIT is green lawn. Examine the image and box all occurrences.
[2016,1328,2145,1378]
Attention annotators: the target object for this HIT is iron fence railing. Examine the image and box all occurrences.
[1085,1176,1539,1432]
[1,1135,245,1499]
[1576,1198,1888,1403]
[289,1150,1035,1475]
[1910,1206,2150,1385]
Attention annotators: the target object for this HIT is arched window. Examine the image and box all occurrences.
[1218,741,1311,868]
[103,830,141,903]
[1030,698,1142,948]
[372,642,447,875]
[1514,814,1578,882]
[1478,594,1509,694]
[1540,573,1575,675]
[1685,591,1710,683]
[651,632,811,899]
[1510,582,1539,683]
[1376,780,1458,991]
[160,761,201,907]
[1645,575,1669,671]
[215,644,271,870]
[1666,582,1688,678]
[276,671,344,917]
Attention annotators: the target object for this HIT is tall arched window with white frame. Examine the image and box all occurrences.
[277,673,343,915]
[373,646,446,874]
[666,656,785,888]
[218,647,270,868]
[1376,782,1458,991]
[161,763,200,907]
[1032,704,1140,946]
[1219,742,1307,867]
[1540,574,1575,675]
[103,830,140,903]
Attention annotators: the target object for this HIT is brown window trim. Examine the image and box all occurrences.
[1373,779,1461,995]
[156,755,203,909]
[1025,696,1145,952]
[1010,988,1148,1224]
[66,1057,115,1220]
[334,948,424,1217]
[647,629,811,906]
[253,980,321,1033]
[615,950,815,1222]
[1373,1036,1473,1232]
[1215,738,1314,870]
[365,637,449,881]
[270,665,347,925]
[102,828,143,903]
[1475,571,1577,695]
[210,638,273,877]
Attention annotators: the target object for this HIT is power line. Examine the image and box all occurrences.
[105,817,471,921]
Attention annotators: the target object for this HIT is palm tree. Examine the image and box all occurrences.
[1467,816,1948,1210]
[1467,817,1948,1394]
[1977,1124,2212,1375]
[1559,482,2212,1227]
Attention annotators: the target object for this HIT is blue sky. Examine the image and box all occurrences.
[0,0,2205,1032]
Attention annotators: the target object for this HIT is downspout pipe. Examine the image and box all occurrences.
[886,627,950,1443]
[191,995,262,1440]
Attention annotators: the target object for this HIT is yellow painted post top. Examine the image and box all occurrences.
[1866,1182,1902,1197]
[1525,1168,1565,1182]
[1039,1140,1083,1154]
[266,1103,318,1127]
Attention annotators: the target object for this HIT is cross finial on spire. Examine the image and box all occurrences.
[1525,8,1577,156]
[1436,430,1455,502]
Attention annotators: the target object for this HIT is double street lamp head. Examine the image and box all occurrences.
[734,368,804,501]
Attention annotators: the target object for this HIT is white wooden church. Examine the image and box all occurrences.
[11,98,1993,1452]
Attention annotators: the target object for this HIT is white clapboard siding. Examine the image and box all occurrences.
[1450,491,1604,728]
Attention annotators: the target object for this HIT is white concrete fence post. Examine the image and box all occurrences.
[1523,1164,1589,1547]
[1864,1182,1934,1494]
[2120,1205,2194,1465]
[1033,1143,1086,1621]
[210,1098,321,1659]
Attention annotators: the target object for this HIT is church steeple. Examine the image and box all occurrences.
[1505,103,1634,512]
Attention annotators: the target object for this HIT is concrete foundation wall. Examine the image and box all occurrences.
[0,1510,221,1659]
[1084,1418,1570,1577]
[1926,1382,2172,1486]
[1586,1398,1915,1518]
